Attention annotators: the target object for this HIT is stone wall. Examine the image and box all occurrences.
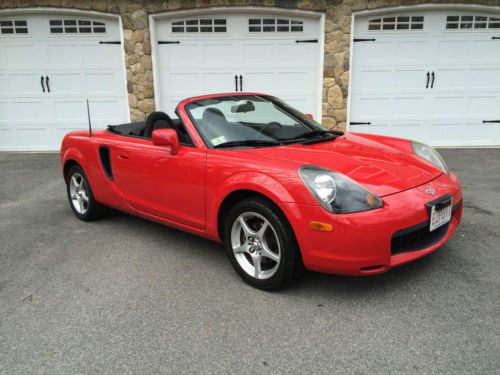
[1,0,499,128]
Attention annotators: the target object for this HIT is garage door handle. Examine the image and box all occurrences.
[40,75,45,93]
[426,72,430,88]
[45,76,50,93]
[234,75,238,91]
[239,75,243,92]
[430,71,435,88]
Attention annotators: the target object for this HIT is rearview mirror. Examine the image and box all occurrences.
[152,128,180,155]
[231,101,255,113]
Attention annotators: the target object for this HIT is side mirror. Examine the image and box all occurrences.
[305,114,314,120]
[152,128,180,155]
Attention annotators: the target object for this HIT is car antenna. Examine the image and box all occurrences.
[86,99,92,137]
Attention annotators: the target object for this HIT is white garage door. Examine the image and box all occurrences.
[153,11,322,119]
[350,10,500,146]
[0,12,128,151]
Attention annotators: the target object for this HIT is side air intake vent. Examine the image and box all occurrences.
[98,146,113,180]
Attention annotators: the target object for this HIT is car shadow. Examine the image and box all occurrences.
[94,208,450,296]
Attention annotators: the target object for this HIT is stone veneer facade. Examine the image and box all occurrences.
[1,0,498,129]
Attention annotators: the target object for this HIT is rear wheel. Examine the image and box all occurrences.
[224,198,304,290]
[66,165,106,221]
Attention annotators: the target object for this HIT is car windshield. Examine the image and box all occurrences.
[185,95,337,148]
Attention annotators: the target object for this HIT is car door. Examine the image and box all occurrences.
[112,136,206,229]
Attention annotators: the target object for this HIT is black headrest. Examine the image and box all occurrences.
[202,108,226,124]
[144,111,174,138]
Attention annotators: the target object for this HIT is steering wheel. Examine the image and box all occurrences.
[257,121,283,140]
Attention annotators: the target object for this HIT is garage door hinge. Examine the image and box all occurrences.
[295,39,318,43]
[353,38,376,42]
[350,122,372,125]
[482,120,500,123]
[158,40,181,44]
[99,41,121,45]
[492,37,500,40]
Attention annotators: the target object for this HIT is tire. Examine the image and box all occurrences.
[66,165,106,221]
[223,197,304,290]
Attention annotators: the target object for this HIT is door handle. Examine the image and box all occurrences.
[426,72,430,89]
[45,75,50,93]
[234,75,238,91]
[40,76,45,93]
[118,154,129,160]
[430,71,435,88]
[239,74,243,92]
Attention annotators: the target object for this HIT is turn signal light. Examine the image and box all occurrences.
[309,221,333,232]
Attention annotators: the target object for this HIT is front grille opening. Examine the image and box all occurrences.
[391,200,461,255]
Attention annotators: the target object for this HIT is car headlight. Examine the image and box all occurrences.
[411,141,448,173]
[299,166,383,214]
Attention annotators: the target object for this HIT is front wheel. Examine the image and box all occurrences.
[66,165,106,221]
[224,198,304,290]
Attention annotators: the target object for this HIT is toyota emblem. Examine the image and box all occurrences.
[425,186,436,195]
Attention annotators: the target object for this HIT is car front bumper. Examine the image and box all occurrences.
[283,172,463,276]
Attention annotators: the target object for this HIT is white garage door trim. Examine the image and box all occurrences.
[0,7,129,151]
[149,7,325,121]
[348,3,500,147]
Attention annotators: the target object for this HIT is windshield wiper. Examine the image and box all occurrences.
[288,130,335,140]
[214,139,282,149]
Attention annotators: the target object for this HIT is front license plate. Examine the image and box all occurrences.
[429,199,453,232]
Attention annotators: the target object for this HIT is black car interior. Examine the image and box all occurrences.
[107,111,194,146]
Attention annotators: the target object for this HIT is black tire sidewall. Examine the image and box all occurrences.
[66,165,100,221]
[223,198,301,290]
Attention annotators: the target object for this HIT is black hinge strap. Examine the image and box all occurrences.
[482,120,500,123]
[492,37,500,40]
[350,122,372,125]
[99,41,121,45]
[353,38,376,42]
[158,40,181,44]
[295,39,318,43]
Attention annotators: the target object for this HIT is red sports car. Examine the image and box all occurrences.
[60,93,462,289]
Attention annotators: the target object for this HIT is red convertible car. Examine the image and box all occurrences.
[60,93,462,289]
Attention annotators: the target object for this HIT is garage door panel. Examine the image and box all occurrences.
[47,44,82,65]
[9,74,42,95]
[160,43,203,66]
[0,129,17,149]
[165,72,202,93]
[243,43,275,64]
[392,96,427,119]
[83,44,121,66]
[5,44,44,67]
[12,101,46,122]
[202,72,236,92]
[49,73,83,95]
[468,69,500,91]
[0,75,7,95]
[16,128,49,149]
[88,99,126,127]
[466,95,500,117]
[432,96,466,117]
[393,69,429,91]
[54,100,86,121]
[0,102,10,120]
[241,72,274,92]
[277,72,314,92]
[202,43,240,65]
[432,68,467,90]
[85,72,123,95]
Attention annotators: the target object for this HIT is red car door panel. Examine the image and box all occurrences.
[112,138,206,229]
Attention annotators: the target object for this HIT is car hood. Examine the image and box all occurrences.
[238,133,442,197]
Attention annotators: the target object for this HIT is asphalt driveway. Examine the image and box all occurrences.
[0,149,499,374]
